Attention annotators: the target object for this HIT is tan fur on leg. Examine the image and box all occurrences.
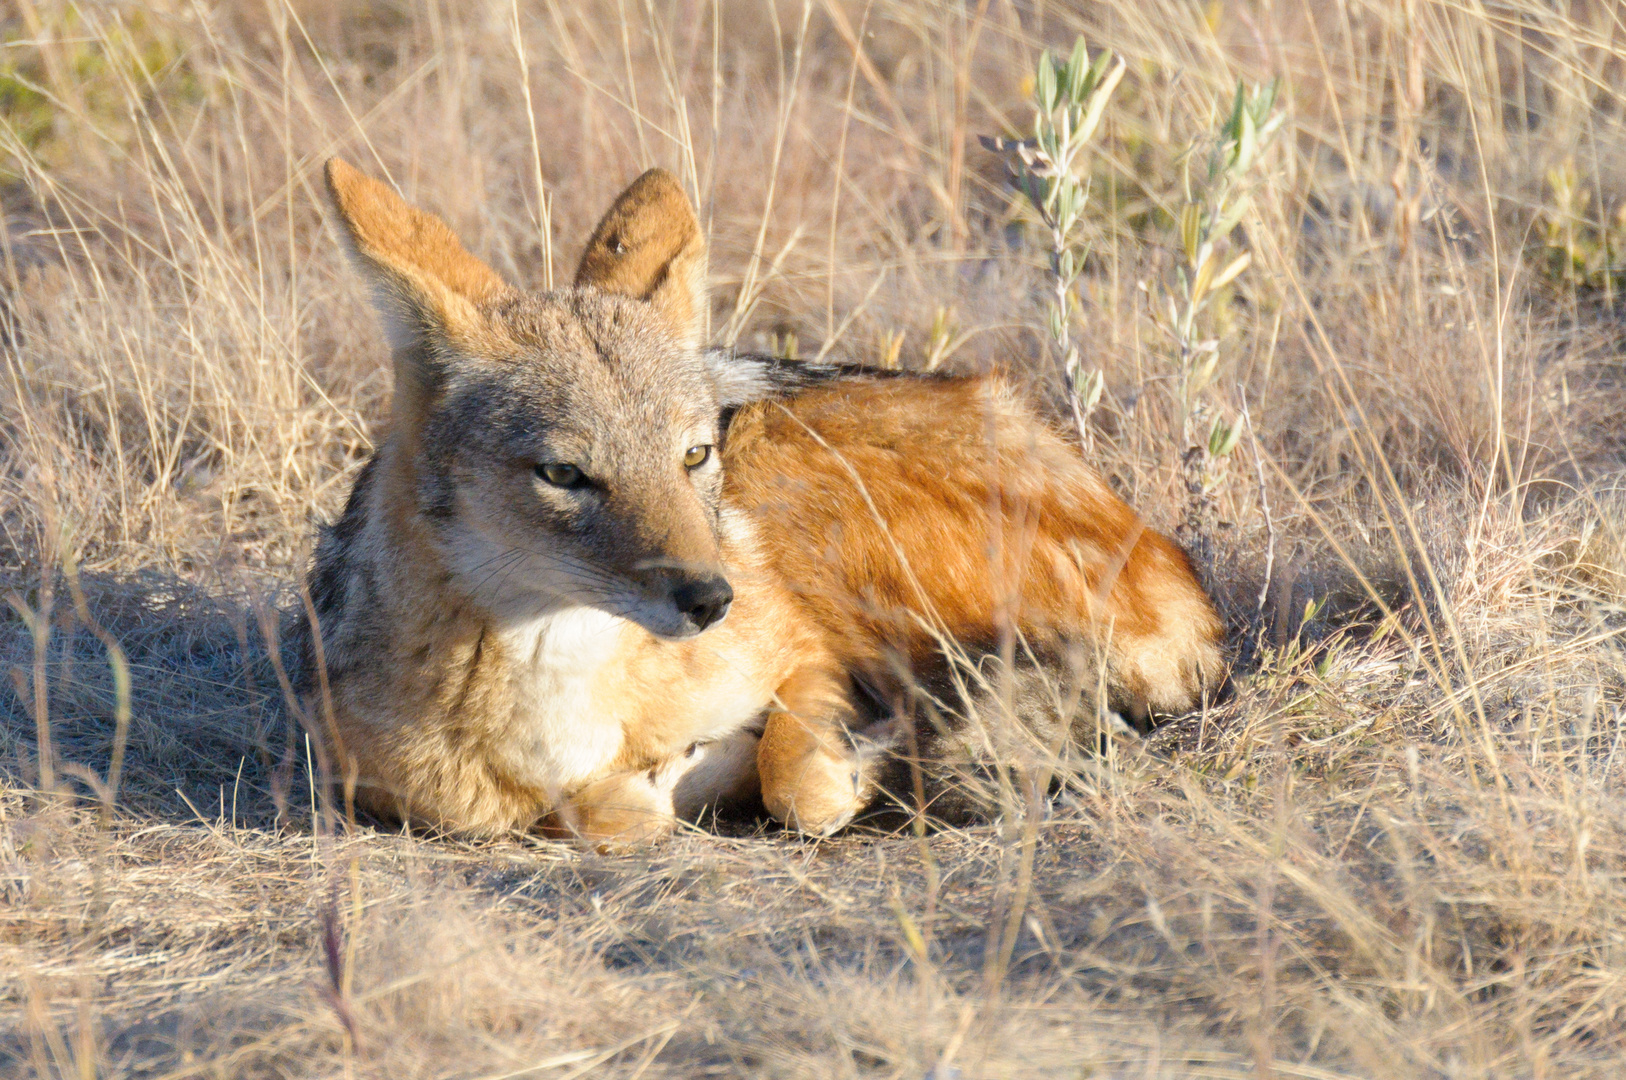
[758,710,872,835]
[757,665,876,835]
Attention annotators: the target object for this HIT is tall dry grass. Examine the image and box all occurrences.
[2,0,1625,1076]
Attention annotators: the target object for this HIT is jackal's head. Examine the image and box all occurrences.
[325,159,736,638]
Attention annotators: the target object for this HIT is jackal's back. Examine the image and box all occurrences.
[726,372,1223,714]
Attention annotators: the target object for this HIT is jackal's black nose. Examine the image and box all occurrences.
[671,574,733,632]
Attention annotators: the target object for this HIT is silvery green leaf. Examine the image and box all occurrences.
[1087,47,1113,90]
[1236,105,1258,175]
[1224,81,1246,141]
[1077,56,1125,144]
[1077,367,1105,411]
[1068,37,1089,100]
[1036,52,1057,113]
[1209,417,1242,458]
[1253,77,1280,124]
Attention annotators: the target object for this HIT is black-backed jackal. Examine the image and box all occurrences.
[295,160,1224,845]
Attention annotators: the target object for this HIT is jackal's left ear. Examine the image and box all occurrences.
[575,169,707,348]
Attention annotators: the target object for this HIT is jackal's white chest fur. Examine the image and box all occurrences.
[493,607,631,791]
[490,606,772,794]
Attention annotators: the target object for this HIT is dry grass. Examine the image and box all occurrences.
[3,0,1626,1075]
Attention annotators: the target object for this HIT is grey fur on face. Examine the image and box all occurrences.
[395,289,730,636]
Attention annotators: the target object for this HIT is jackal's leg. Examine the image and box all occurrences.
[552,730,761,851]
[758,666,893,835]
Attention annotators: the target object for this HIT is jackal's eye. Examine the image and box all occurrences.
[683,445,712,469]
[536,462,586,488]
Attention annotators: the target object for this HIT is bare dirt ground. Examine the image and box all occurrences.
[4,1,1626,1076]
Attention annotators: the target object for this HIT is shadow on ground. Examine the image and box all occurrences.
[0,570,312,829]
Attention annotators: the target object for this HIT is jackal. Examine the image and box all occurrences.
[294,159,1223,844]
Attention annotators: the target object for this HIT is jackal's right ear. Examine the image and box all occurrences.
[574,169,707,348]
[324,158,512,357]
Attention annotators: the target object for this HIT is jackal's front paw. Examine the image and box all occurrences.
[555,763,684,852]
[758,714,898,836]
[555,733,763,851]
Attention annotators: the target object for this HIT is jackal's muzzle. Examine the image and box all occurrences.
[638,568,732,637]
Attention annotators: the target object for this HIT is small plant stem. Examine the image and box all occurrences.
[1241,390,1275,620]
[1053,240,1089,445]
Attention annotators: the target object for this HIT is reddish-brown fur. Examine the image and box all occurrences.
[728,375,1221,713]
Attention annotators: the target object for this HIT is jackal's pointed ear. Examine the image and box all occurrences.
[575,169,707,348]
[324,158,512,356]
